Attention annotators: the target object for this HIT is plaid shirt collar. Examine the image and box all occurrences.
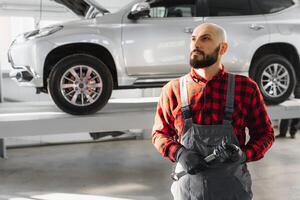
[190,64,226,83]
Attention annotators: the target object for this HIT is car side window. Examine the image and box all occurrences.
[207,0,252,16]
[148,0,196,18]
[254,0,295,14]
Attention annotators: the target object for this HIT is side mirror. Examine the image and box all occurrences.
[128,2,150,20]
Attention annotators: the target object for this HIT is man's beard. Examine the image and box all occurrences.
[190,45,220,69]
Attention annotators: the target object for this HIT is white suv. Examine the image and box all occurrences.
[8,0,300,115]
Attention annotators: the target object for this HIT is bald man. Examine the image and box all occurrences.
[152,23,274,200]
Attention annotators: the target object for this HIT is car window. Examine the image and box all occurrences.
[254,0,295,14]
[148,0,197,18]
[207,0,252,16]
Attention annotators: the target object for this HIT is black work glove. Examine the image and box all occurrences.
[176,147,208,175]
[214,143,246,163]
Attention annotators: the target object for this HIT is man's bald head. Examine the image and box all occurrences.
[193,23,227,43]
[189,23,228,69]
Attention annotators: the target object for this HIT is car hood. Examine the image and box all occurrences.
[54,0,110,18]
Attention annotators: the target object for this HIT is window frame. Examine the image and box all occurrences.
[201,0,256,17]
[252,0,295,15]
[137,0,202,19]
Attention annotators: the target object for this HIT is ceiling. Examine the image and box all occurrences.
[0,0,132,13]
[0,0,133,20]
[0,0,73,18]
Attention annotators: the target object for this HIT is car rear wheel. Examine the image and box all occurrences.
[294,82,300,99]
[48,54,113,115]
[252,54,296,104]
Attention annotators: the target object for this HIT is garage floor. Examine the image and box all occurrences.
[0,129,300,200]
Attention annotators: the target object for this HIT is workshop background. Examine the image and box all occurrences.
[0,1,300,200]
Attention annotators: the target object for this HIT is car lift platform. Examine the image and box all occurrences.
[0,98,300,159]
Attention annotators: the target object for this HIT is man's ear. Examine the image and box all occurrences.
[220,42,228,55]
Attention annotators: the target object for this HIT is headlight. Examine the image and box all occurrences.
[26,25,64,40]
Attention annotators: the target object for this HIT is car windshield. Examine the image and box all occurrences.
[92,0,137,13]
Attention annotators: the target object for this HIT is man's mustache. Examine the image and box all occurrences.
[191,49,205,55]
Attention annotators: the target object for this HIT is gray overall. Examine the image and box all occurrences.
[171,74,253,200]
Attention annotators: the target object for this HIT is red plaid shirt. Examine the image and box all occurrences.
[152,65,274,163]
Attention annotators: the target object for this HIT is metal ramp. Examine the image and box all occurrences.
[0,97,300,159]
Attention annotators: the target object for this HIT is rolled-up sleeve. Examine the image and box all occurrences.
[151,85,182,162]
[244,82,275,162]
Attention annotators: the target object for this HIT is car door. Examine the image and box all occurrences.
[122,0,203,77]
[201,0,270,75]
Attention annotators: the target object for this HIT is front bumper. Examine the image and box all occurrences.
[7,37,53,87]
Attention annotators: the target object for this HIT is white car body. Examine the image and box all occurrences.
[7,0,300,114]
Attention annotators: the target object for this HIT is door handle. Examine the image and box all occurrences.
[184,27,194,34]
[249,24,265,31]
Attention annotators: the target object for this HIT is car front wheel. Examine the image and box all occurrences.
[252,54,296,104]
[48,54,113,115]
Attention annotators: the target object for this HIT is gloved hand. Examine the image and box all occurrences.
[176,147,208,175]
[214,143,246,163]
[226,144,246,163]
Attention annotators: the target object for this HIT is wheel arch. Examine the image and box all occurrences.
[43,43,118,92]
[249,43,300,81]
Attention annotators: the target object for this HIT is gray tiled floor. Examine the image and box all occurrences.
[0,129,299,200]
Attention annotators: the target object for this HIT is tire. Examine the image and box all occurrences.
[48,54,113,115]
[294,81,300,99]
[251,54,296,104]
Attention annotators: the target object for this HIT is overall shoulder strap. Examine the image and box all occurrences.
[223,73,236,123]
[180,75,192,120]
